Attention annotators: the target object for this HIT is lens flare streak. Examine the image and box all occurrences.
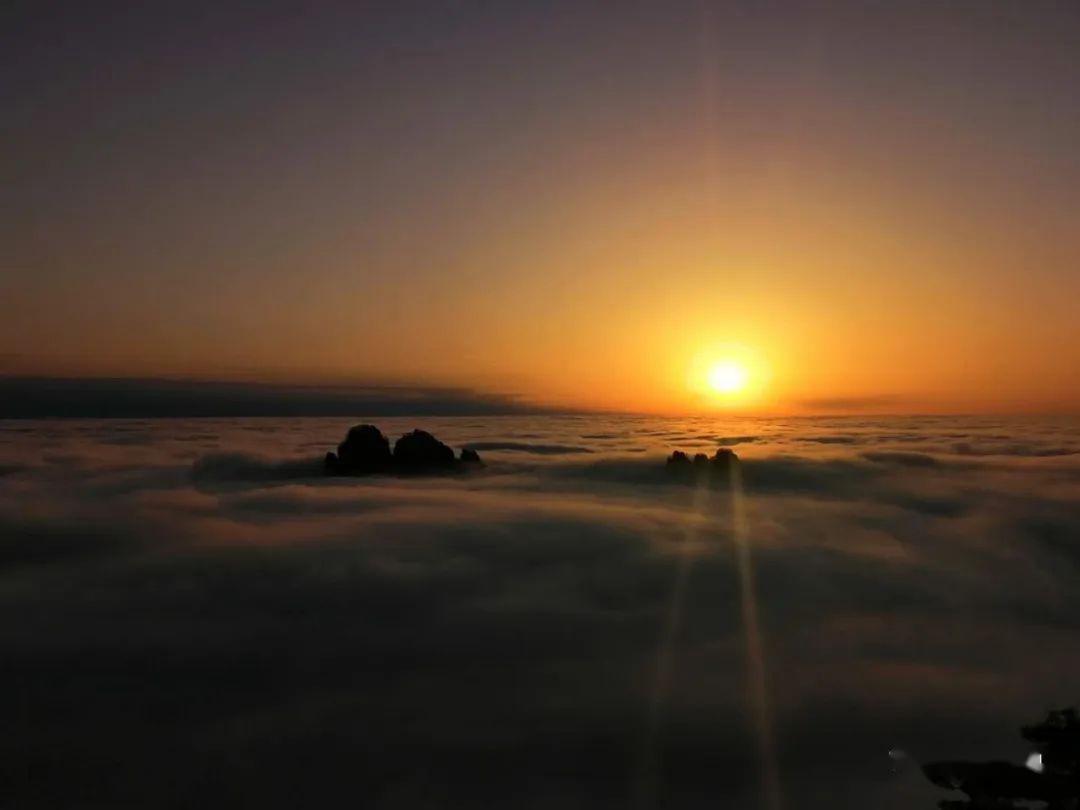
[731,465,783,810]
[638,467,781,809]
[636,479,708,809]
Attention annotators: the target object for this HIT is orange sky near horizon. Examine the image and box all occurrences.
[3,3,1079,416]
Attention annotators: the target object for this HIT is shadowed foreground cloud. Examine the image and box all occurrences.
[1,416,1078,808]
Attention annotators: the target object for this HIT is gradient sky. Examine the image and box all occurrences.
[3,0,1079,414]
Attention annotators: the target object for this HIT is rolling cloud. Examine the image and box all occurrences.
[463,441,594,455]
[0,417,1077,808]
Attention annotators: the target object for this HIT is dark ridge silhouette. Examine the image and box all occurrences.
[665,447,740,482]
[0,376,542,418]
[324,425,482,476]
[923,707,1080,808]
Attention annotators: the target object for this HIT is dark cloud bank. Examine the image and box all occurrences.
[0,377,542,418]
[1,418,1079,808]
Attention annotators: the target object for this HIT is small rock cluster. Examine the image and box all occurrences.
[324,424,482,476]
[665,447,740,481]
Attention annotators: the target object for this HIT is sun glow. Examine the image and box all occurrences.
[708,361,748,394]
[685,346,769,410]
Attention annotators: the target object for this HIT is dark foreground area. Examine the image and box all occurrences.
[2,415,1078,808]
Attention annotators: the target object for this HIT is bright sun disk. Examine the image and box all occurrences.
[707,361,748,394]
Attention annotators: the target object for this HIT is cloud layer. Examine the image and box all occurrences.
[1,415,1078,808]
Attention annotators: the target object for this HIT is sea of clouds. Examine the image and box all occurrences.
[1,415,1078,809]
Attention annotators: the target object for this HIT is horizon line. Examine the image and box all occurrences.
[0,375,1075,420]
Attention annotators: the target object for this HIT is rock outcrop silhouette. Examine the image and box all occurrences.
[923,707,1080,808]
[666,447,740,483]
[325,424,393,475]
[324,425,482,476]
[392,429,457,472]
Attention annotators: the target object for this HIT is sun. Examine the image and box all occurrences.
[707,361,748,394]
[686,346,767,408]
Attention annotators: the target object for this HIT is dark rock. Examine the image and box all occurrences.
[664,448,740,485]
[922,761,1049,804]
[324,425,483,476]
[711,448,740,474]
[666,450,691,468]
[393,430,457,471]
[333,424,393,474]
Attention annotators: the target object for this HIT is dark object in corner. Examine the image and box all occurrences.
[666,447,740,483]
[1023,708,1080,777]
[324,425,481,476]
[923,707,1080,808]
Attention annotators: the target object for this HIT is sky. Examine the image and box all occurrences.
[3,0,1079,415]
